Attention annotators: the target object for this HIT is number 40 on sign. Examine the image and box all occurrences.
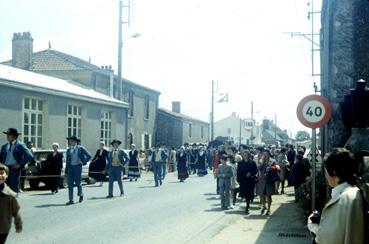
[297,95,332,129]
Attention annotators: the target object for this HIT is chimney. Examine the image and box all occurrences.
[172,101,181,113]
[12,32,33,70]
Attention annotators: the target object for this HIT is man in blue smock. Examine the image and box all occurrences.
[0,128,33,193]
[65,136,92,205]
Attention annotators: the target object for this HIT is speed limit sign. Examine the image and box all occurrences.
[297,95,332,128]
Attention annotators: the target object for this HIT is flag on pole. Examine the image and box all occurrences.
[217,93,229,103]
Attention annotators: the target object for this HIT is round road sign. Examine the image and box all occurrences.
[297,95,332,128]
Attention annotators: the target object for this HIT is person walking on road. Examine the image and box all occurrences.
[0,163,22,244]
[237,151,258,214]
[65,136,92,205]
[151,144,168,187]
[197,146,208,177]
[128,144,140,182]
[44,143,63,194]
[105,140,129,198]
[217,155,233,210]
[89,142,108,187]
[177,146,189,182]
[0,128,33,193]
[256,150,278,215]
[168,147,177,173]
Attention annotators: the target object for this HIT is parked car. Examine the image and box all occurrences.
[25,149,91,190]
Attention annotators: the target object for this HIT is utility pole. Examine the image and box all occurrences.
[274,114,277,140]
[239,117,242,146]
[211,80,215,141]
[117,0,131,100]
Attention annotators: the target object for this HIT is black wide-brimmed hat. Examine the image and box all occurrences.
[3,128,21,136]
[66,135,81,142]
[110,139,122,145]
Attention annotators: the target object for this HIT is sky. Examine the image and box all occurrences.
[0,0,323,137]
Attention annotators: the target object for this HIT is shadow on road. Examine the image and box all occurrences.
[253,200,311,244]
[137,186,157,189]
[34,203,66,208]
[204,193,217,196]
[88,196,109,200]
[206,197,218,201]
[204,207,224,212]
[29,192,54,196]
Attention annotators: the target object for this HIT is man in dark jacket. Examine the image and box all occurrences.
[0,128,33,193]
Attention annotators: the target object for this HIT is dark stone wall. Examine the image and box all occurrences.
[320,0,369,153]
[156,112,183,148]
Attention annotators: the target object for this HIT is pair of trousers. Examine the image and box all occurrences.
[219,178,231,208]
[6,167,21,193]
[153,162,163,186]
[108,166,123,196]
[67,165,83,202]
[0,233,8,244]
[161,163,167,179]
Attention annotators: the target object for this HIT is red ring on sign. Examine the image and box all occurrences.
[296,95,332,129]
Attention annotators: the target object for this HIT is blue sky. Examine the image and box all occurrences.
[0,0,323,137]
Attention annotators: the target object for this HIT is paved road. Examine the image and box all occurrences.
[7,173,244,244]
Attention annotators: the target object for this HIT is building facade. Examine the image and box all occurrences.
[214,113,262,145]
[156,102,209,148]
[0,64,128,153]
[2,32,160,150]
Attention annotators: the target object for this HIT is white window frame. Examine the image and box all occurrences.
[101,111,112,145]
[67,104,82,139]
[23,97,43,148]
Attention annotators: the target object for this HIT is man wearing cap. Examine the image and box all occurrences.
[66,136,92,205]
[105,139,129,198]
[0,128,33,193]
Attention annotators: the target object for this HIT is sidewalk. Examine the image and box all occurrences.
[209,187,311,244]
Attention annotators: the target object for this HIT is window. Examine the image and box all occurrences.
[100,112,112,145]
[144,134,150,150]
[67,105,82,138]
[144,95,150,119]
[23,98,43,148]
[201,126,204,139]
[128,91,134,117]
[189,124,192,138]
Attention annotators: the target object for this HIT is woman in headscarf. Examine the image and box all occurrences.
[89,141,108,186]
[256,150,278,215]
[44,142,64,193]
[197,146,208,177]
[177,146,189,182]
[237,150,258,214]
[128,144,141,181]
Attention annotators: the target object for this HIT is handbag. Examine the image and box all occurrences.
[266,170,280,183]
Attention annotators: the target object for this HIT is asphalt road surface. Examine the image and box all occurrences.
[7,172,244,244]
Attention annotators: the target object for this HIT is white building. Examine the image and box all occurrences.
[214,112,262,145]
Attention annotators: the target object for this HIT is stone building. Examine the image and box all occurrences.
[0,64,128,153]
[260,119,290,146]
[2,32,160,150]
[156,102,209,148]
[320,0,369,153]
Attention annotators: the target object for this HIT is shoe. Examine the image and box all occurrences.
[245,208,250,215]
[135,179,138,182]
[281,190,285,194]
[261,207,266,215]
[130,179,133,182]
[66,201,74,205]
[120,192,124,197]
[99,182,104,187]
[79,196,84,203]
[266,210,271,216]
[160,181,162,186]
[106,195,113,199]
[155,185,159,187]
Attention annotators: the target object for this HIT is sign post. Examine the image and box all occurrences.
[297,95,332,211]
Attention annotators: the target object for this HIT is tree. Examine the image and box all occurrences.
[295,130,311,141]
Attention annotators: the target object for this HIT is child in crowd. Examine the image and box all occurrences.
[0,163,22,244]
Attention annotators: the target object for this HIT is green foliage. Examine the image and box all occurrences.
[295,130,311,141]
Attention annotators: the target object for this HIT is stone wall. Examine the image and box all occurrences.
[320,0,369,153]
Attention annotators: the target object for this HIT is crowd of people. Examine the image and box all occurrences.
[0,127,367,243]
